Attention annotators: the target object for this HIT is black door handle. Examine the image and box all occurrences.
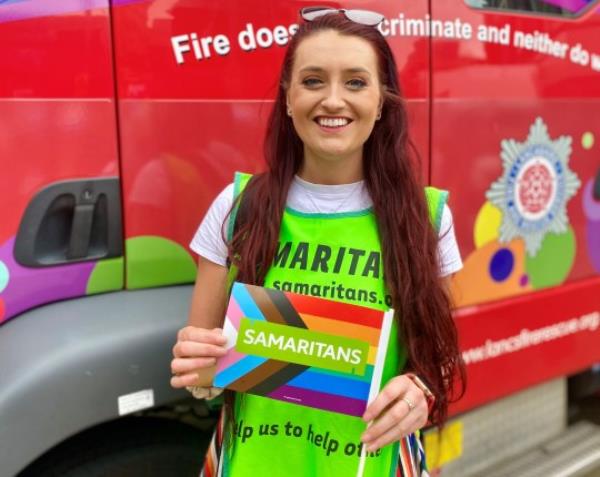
[15,178,122,267]
[67,202,95,260]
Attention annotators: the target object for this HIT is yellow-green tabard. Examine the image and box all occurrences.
[222,172,446,477]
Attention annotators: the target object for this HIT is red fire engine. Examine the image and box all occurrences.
[1,1,599,476]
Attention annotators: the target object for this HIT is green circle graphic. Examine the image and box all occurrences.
[525,227,576,289]
[582,132,594,150]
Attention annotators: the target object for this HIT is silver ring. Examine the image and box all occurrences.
[402,397,415,412]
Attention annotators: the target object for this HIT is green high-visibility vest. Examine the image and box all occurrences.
[222,172,447,477]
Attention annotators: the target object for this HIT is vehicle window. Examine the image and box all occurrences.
[465,0,599,18]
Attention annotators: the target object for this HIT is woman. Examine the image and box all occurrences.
[171,7,465,476]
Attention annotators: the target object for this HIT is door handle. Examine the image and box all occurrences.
[67,202,95,260]
[15,178,122,267]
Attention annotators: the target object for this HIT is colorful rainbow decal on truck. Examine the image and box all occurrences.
[451,118,600,306]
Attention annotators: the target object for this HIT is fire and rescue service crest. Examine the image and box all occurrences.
[486,117,581,256]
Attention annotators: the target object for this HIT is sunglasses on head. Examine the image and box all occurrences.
[300,6,385,27]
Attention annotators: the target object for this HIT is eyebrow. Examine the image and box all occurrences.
[298,66,372,76]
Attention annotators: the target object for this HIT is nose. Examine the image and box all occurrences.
[320,84,345,111]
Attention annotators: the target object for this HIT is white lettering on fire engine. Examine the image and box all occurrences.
[171,22,298,65]
[171,33,231,65]
[238,23,298,52]
[169,15,600,74]
[462,310,600,364]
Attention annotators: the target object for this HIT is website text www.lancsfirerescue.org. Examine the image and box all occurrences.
[462,311,600,364]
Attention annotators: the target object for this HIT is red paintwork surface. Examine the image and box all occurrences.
[0,7,113,97]
[111,1,430,100]
[112,1,431,248]
[0,101,119,244]
[451,276,600,415]
[0,2,118,245]
[0,3,119,321]
[431,1,600,411]
[431,1,600,283]
[433,101,600,280]
[1,0,599,410]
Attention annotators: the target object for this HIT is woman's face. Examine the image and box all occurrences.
[287,30,382,165]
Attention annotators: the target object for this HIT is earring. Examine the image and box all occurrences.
[287,107,293,117]
[376,110,382,120]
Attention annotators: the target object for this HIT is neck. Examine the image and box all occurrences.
[298,147,363,185]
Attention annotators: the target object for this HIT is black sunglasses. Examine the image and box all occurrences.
[300,6,385,27]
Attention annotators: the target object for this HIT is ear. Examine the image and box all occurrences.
[286,93,293,117]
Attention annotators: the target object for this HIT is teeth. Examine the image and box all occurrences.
[318,117,349,128]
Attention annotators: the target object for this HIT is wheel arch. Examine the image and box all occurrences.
[0,286,203,477]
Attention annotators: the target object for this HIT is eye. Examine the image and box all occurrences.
[347,78,367,90]
[302,77,323,88]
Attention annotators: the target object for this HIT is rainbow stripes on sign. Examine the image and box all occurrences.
[214,282,393,417]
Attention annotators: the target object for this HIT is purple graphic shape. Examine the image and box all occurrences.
[0,238,95,322]
[520,274,529,287]
[0,0,108,23]
[586,220,600,273]
[268,385,366,417]
[541,0,591,13]
[489,248,514,282]
[583,179,600,221]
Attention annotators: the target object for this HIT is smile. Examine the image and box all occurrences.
[315,116,353,129]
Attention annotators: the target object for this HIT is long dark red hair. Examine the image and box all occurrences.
[228,13,465,425]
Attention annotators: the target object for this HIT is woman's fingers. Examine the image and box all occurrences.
[361,392,415,441]
[171,370,210,388]
[171,356,218,374]
[170,326,228,390]
[172,340,228,359]
[361,391,427,450]
[363,410,423,451]
[362,376,410,422]
[172,325,228,359]
[177,326,228,346]
[360,374,430,452]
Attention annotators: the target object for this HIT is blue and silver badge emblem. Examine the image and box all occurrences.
[486,117,581,256]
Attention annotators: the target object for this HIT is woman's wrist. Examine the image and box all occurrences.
[406,373,435,414]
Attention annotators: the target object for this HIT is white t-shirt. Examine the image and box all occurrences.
[190,176,463,277]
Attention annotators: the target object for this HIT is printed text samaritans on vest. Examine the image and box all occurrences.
[274,241,382,278]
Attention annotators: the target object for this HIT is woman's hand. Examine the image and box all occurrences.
[170,326,228,388]
[360,374,429,452]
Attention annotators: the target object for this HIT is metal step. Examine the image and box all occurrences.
[485,421,600,477]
